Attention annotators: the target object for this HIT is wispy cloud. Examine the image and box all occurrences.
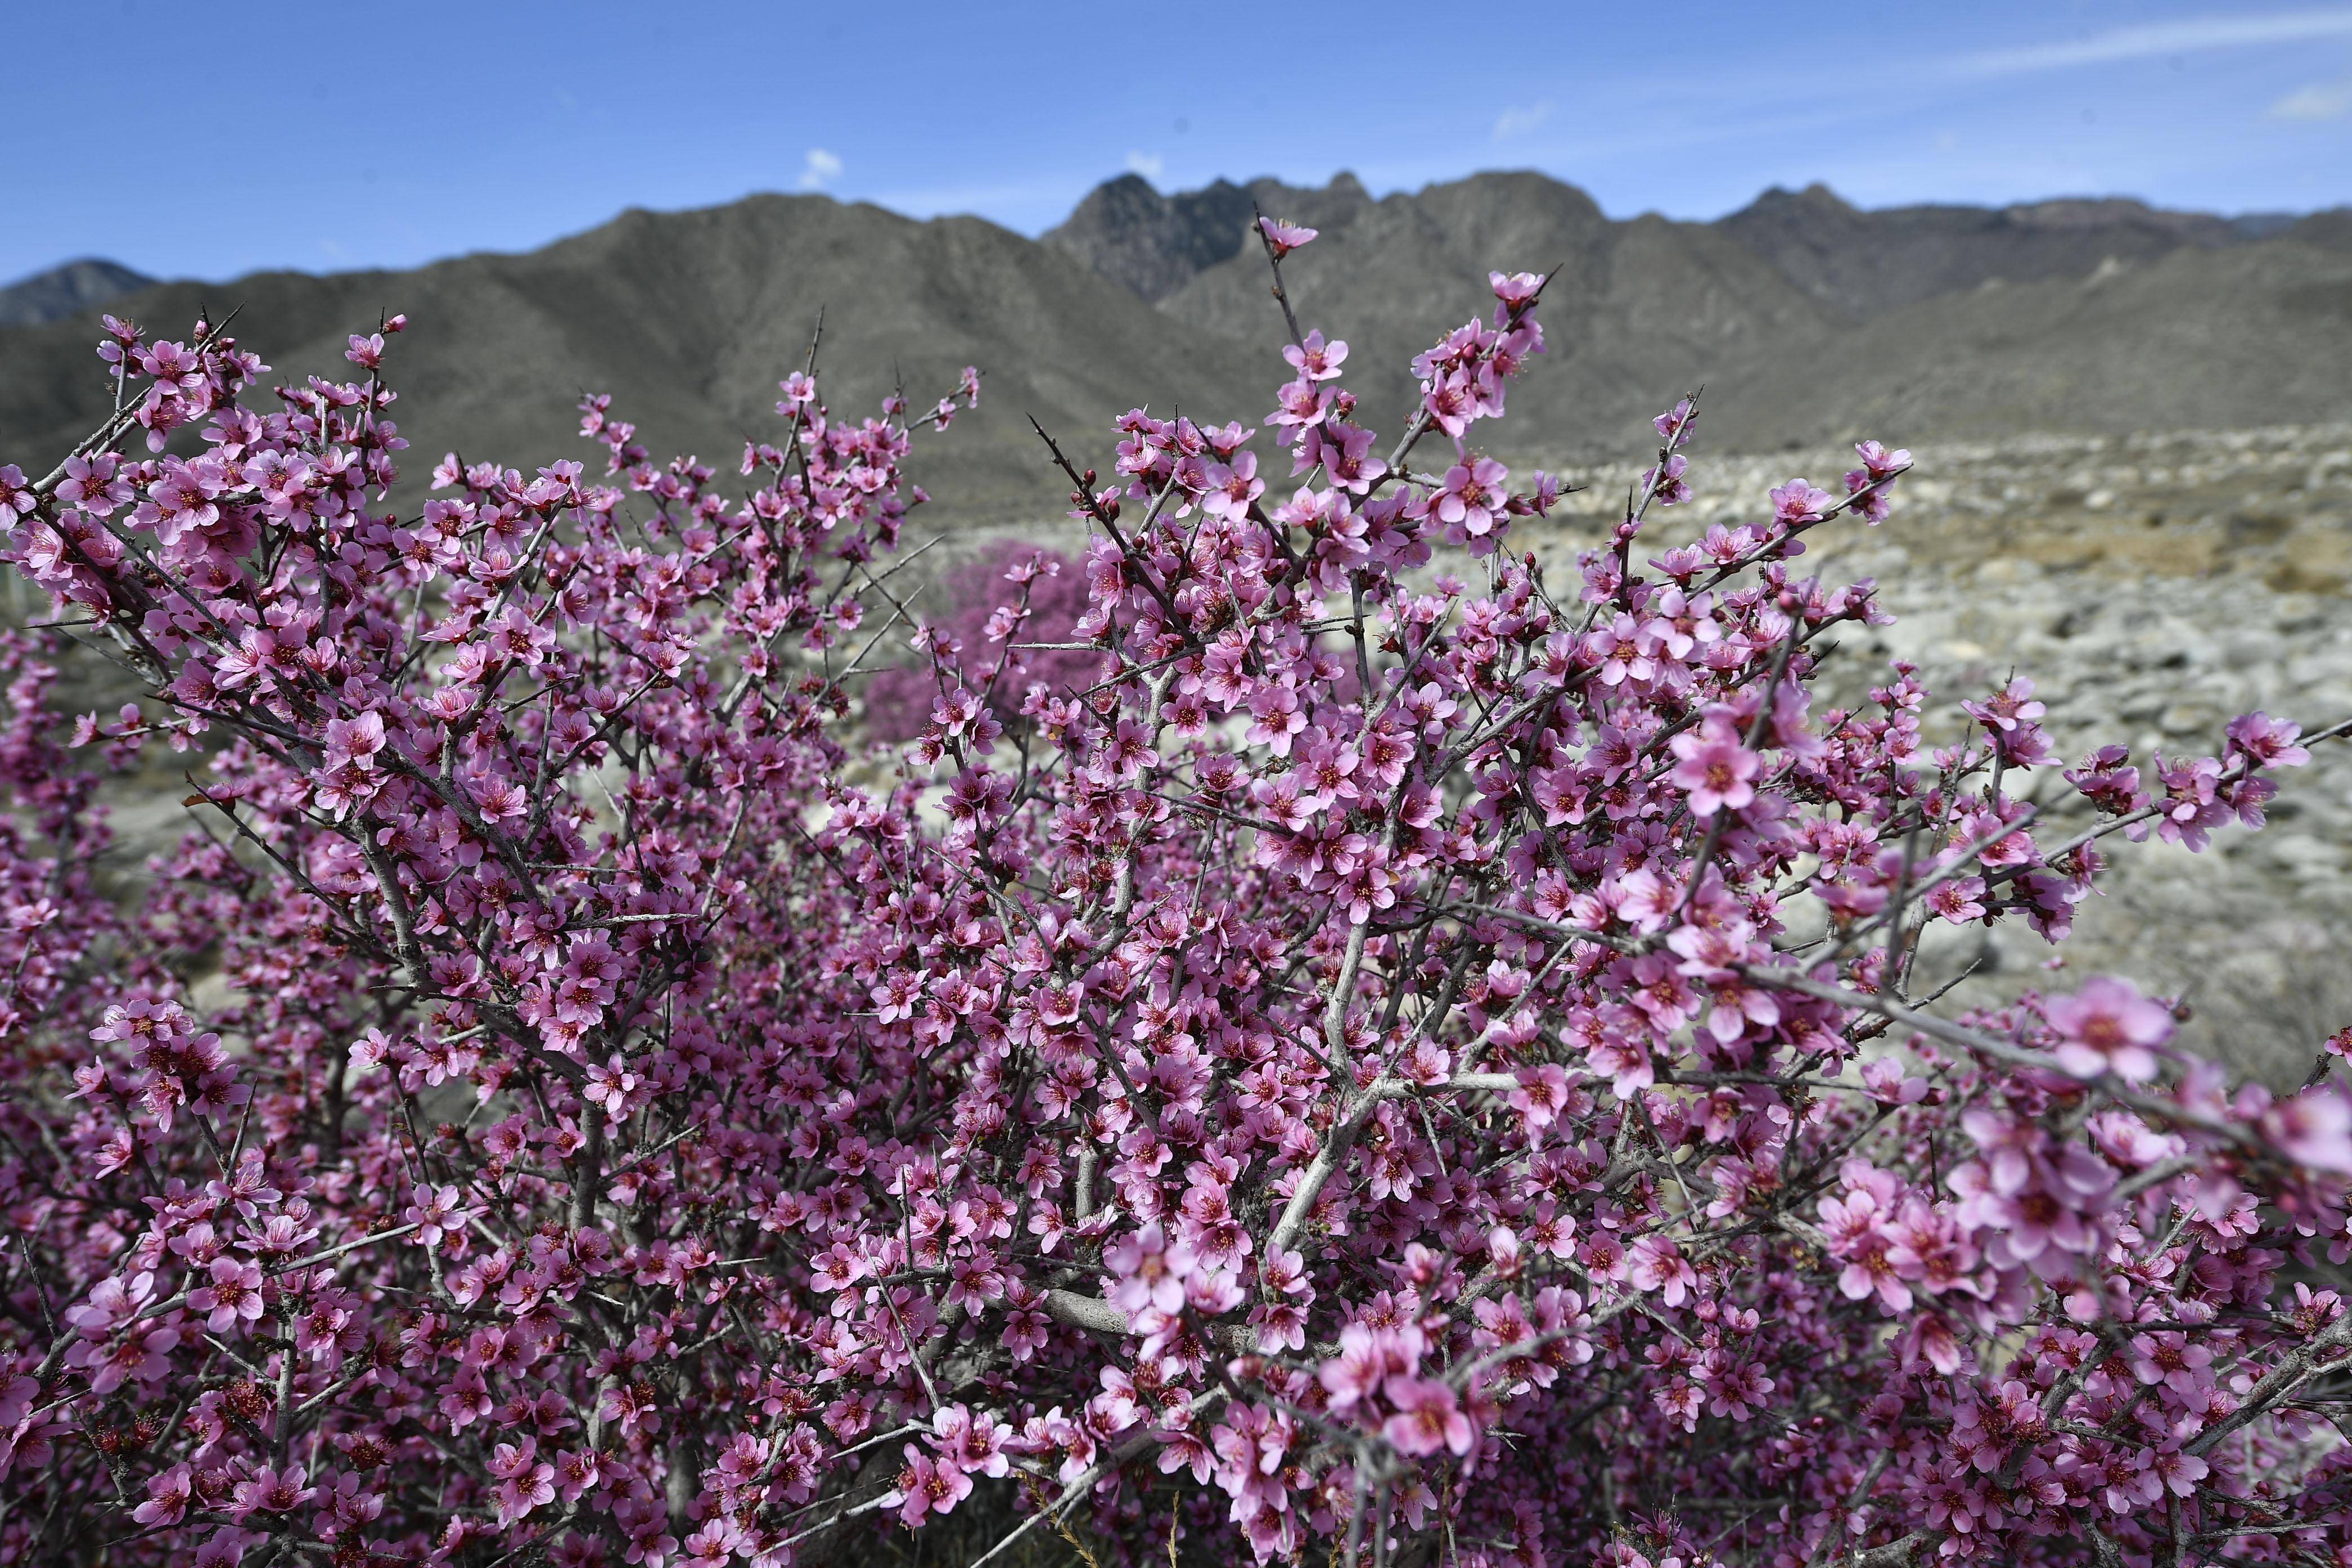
[1492,100,1554,140]
[2272,76,2352,118]
[799,148,843,191]
[1956,8,2352,77]
[1124,150,1165,182]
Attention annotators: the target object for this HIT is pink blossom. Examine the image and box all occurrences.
[2044,977,2172,1083]
[1851,440,1911,479]
[1104,1222,1195,1316]
[2225,711,2309,768]
[1258,217,1316,258]
[2261,1088,2352,1174]
[403,1184,474,1249]
[1627,1235,1698,1307]
[1433,456,1509,544]
[1381,1376,1473,1456]
[1667,715,1760,817]
[230,1464,315,1516]
[133,1463,194,1526]
[889,1447,972,1526]
[488,1437,555,1524]
[1769,477,1833,524]
[188,1257,266,1334]
[1282,329,1347,381]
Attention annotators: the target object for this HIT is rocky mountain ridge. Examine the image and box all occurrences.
[0,258,157,327]
[1044,171,2329,318]
[3,172,2349,522]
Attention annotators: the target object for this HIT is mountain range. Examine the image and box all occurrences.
[0,259,157,329]
[3,172,2349,522]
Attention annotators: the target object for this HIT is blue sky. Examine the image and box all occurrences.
[8,0,2352,285]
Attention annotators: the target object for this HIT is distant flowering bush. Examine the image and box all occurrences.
[1,218,2348,1568]
[861,538,1092,743]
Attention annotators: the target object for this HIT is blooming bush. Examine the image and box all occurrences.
[1,217,2349,1568]
[861,537,1092,743]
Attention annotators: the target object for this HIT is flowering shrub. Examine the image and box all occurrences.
[861,538,1092,742]
[1,215,2349,1568]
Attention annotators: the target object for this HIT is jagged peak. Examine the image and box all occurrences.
[0,257,160,328]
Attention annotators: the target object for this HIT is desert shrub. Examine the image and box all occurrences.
[861,538,1094,743]
[0,224,2346,1568]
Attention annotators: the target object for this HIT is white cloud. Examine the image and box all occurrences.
[799,148,844,191]
[1492,100,1554,140]
[1956,8,2352,77]
[2271,77,2352,118]
[1124,150,1165,182]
